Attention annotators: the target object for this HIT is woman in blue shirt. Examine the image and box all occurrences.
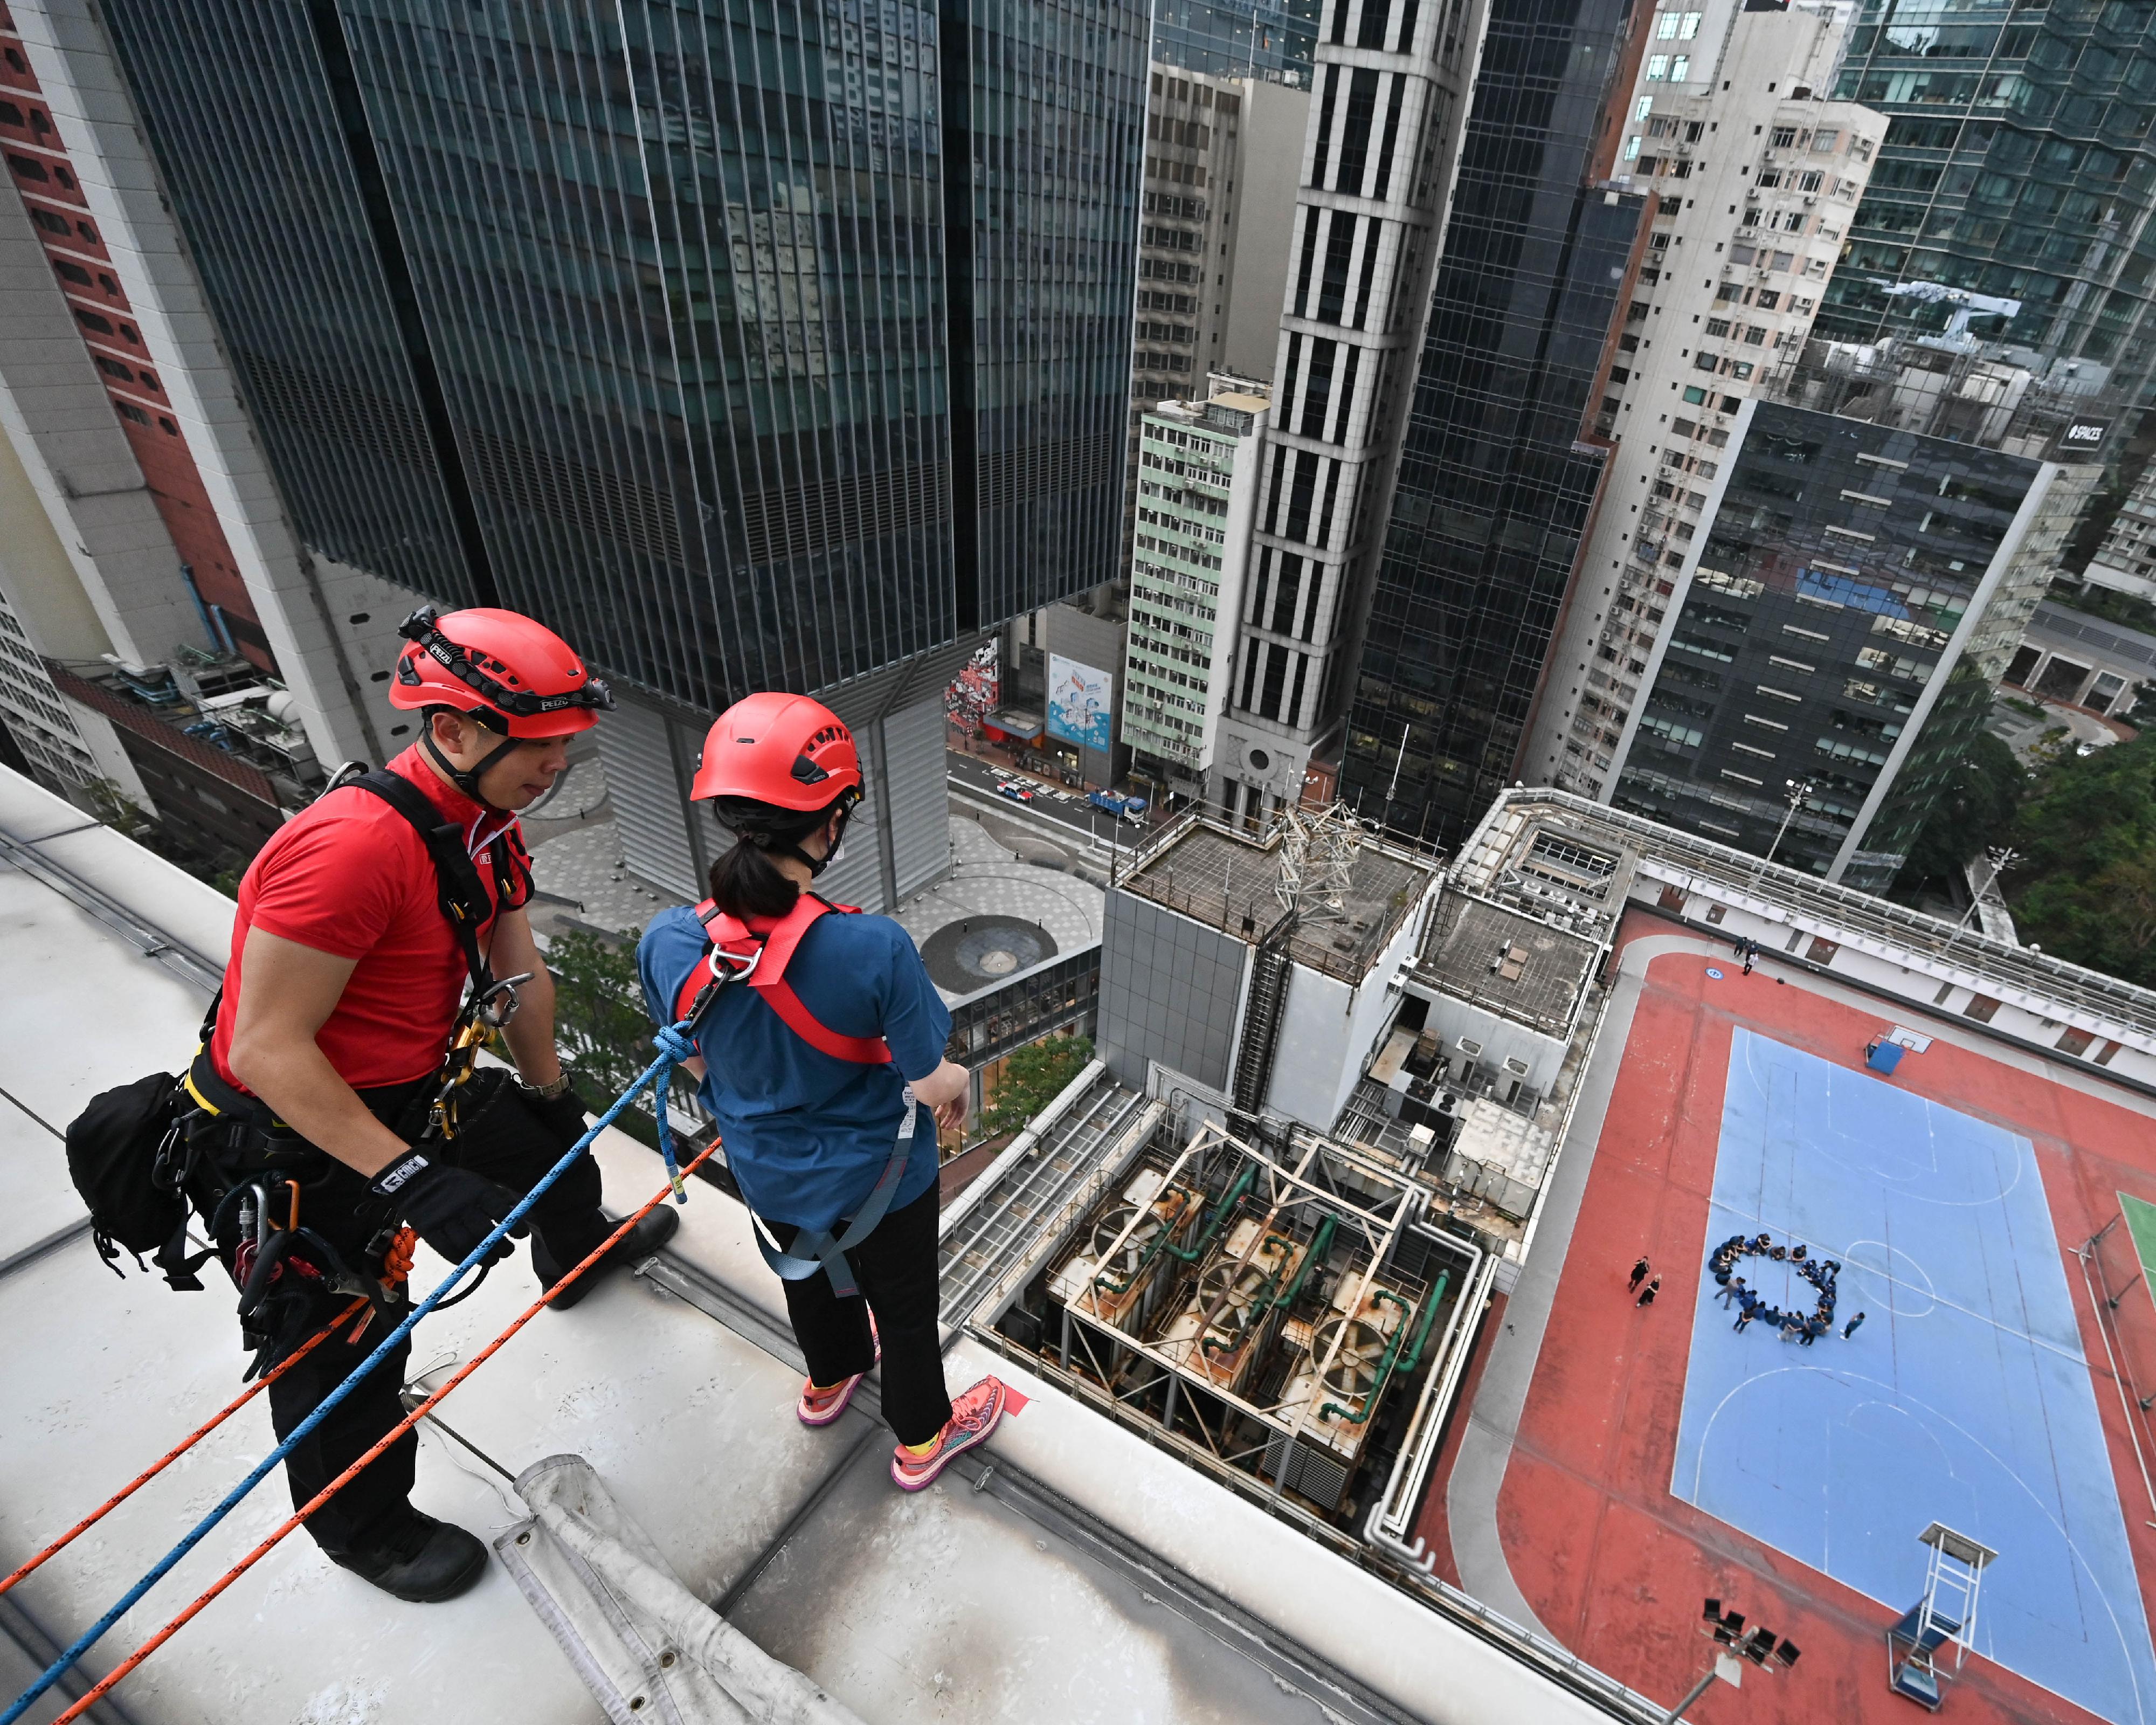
[638,693,1007,1491]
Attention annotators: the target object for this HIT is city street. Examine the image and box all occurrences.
[945,748,1154,850]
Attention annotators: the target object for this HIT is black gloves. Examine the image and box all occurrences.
[369,1150,519,1266]
[525,1084,592,1154]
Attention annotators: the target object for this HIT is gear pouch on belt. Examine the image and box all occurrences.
[64,1070,212,1289]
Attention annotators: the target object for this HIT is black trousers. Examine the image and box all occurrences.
[766,1182,952,1447]
[189,1071,606,1554]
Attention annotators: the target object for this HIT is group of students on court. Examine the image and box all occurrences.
[1710,1232,1864,1341]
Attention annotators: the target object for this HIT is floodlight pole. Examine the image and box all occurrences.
[1662,1662,1726,1723]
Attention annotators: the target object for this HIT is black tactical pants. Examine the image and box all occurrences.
[189,1070,606,1554]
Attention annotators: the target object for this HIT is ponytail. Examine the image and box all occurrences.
[707,838,800,919]
[704,789,849,917]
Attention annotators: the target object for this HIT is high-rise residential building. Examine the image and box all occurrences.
[1205,0,1493,833]
[1329,0,1644,847]
[0,4,400,871]
[16,0,1145,910]
[1152,0,1322,86]
[2081,459,2156,597]
[1607,363,2100,887]
[1124,68,1309,564]
[1524,2,1887,800]
[1120,382,1270,784]
[1824,0,2156,406]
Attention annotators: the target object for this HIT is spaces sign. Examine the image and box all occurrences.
[2050,416,2111,461]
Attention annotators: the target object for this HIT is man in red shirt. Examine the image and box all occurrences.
[185,606,674,1603]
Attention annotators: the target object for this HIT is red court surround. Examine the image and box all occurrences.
[1447,910,2156,1725]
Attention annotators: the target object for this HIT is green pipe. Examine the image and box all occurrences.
[1264,1215,1336,1316]
[1090,1202,1180,1295]
[1397,1269,1449,1376]
[1162,1163,1254,1262]
[1320,1268,1450,1425]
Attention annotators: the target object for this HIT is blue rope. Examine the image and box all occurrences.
[3,1024,698,1725]
[651,1021,699,1203]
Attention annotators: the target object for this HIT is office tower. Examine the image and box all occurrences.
[1205,0,1492,832]
[1825,3,2156,405]
[25,0,1145,910]
[1121,381,1270,784]
[1152,0,1322,85]
[1608,382,2095,885]
[1003,62,1305,789]
[1328,0,1642,846]
[1525,3,1887,799]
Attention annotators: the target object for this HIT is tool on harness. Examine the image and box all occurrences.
[668,891,917,1299]
[206,1177,418,1377]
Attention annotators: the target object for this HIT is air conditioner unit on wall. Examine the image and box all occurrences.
[1457,1038,1484,1059]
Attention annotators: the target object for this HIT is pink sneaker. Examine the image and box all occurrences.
[797,1312,881,1428]
[890,1377,1008,1491]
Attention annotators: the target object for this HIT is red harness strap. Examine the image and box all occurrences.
[671,894,892,1065]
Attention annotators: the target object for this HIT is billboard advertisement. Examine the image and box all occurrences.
[1046,653,1113,751]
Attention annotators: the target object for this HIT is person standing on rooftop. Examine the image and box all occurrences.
[638,693,1008,1492]
[188,607,666,1603]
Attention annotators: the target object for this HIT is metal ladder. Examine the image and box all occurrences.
[1888,1522,1997,1710]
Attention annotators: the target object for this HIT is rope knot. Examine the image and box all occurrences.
[652,1022,699,1065]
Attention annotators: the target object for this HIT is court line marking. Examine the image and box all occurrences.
[1684,1364,2151,1725]
[1738,1032,2030,1210]
[1703,1194,2091,1368]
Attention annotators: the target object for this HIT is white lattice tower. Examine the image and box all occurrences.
[1277,802,1359,922]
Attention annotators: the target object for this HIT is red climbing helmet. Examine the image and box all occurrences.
[390,605,612,738]
[690,691,861,811]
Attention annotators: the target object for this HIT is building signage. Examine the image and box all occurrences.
[1046,654,1114,751]
[2051,416,2111,462]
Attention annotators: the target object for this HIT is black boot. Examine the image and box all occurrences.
[533,1206,681,1310]
[331,1508,487,1603]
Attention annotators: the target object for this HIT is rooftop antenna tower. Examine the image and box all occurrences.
[1277,802,1358,923]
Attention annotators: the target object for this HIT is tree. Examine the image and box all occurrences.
[980,1032,1093,1139]
[545,926,663,1146]
[2006,733,2156,986]
[1897,730,2027,886]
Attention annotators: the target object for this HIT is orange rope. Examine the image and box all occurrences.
[0,1295,371,1599]
[50,1144,717,1724]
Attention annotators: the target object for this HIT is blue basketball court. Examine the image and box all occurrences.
[1673,1029,2156,1722]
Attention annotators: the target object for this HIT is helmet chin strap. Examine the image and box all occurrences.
[754,799,853,878]
[421,714,524,812]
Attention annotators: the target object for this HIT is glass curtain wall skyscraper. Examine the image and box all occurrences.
[1152,0,1322,85]
[87,0,1144,902]
[1825,0,2156,404]
[1338,0,1644,847]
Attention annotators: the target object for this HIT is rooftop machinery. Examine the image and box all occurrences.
[1025,1121,1476,1526]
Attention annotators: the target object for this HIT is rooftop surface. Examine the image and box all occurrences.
[1118,818,1434,979]
[1427,906,2156,1725]
[0,768,1611,1725]
[1411,892,1602,1036]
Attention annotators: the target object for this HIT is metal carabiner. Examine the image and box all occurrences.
[474,970,534,1032]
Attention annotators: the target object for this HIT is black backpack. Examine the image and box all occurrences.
[64,1070,211,1289]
